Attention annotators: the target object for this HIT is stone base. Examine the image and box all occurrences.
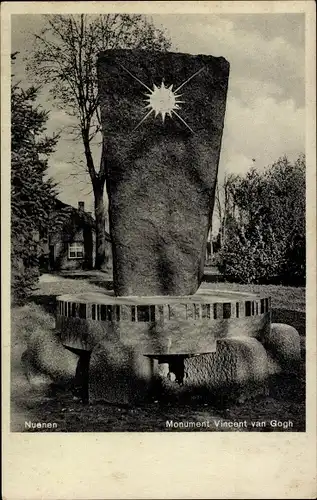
[56,289,271,355]
[53,289,300,404]
[263,323,301,372]
[55,288,273,404]
[153,323,302,403]
[184,337,269,391]
[84,325,302,405]
[89,341,154,404]
[22,321,302,405]
[21,327,79,393]
[87,337,270,404]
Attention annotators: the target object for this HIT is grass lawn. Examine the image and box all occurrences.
[10,274,306,433]
[201,282,305,312]
[33,273,306,311]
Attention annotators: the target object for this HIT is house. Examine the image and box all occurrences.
[40,200,112,272]
[205,230,222,266]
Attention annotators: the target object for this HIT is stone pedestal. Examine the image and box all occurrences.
[56,289,271,403]
[97,50,230,296]
[89,343,154,404]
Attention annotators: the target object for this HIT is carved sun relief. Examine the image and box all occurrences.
[119,63,205,133]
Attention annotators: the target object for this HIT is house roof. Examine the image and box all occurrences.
[53,199,111,242]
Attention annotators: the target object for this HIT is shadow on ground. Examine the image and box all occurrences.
[11,356,306,433]
[29,295,59,316]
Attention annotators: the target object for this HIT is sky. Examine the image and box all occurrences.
[11,13,305,216]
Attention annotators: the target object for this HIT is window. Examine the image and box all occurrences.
[68,242,84,259]
[245,301,251,317]
[201,304,211,319]
[137,305,155,322]
[223,303,231,319]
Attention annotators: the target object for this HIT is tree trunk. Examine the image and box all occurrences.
[82,132,107,271]
[94,184,107,270]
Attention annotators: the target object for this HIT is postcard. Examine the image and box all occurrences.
[2,1,316,498]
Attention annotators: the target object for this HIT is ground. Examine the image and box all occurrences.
[10,271,306,432]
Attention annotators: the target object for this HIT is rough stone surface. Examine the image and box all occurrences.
[266,352,283,376]
[86,336,274,404]
[56,290,271,355]
[89,340,154,404]
[53,289,275,402]
[87,330,277,404]
[263,323,301,372]
[98,50,230,296]
[183,337,269,391]
[21,351,54,390]
[22,327,79,389]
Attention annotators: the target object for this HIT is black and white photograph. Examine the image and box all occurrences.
[8,8,308,432]
[2,1,316,498]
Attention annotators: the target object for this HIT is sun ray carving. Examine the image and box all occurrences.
[174,66,206,93]
[119,64,205,133]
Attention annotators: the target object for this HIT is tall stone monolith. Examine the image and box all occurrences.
[97,50,230,296]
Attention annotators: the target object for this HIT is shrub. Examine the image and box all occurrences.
[216,155,305,285]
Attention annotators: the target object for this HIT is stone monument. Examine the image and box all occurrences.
[56,50,277,404]
[97,50,229,297]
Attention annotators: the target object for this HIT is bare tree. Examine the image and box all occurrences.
[214,173,238,248]
[27,14,171,269]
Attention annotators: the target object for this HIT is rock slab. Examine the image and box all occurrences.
[183,337,269,391]
[89,340,154,404]
[98,50,230,296]
[263,323,301,372]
